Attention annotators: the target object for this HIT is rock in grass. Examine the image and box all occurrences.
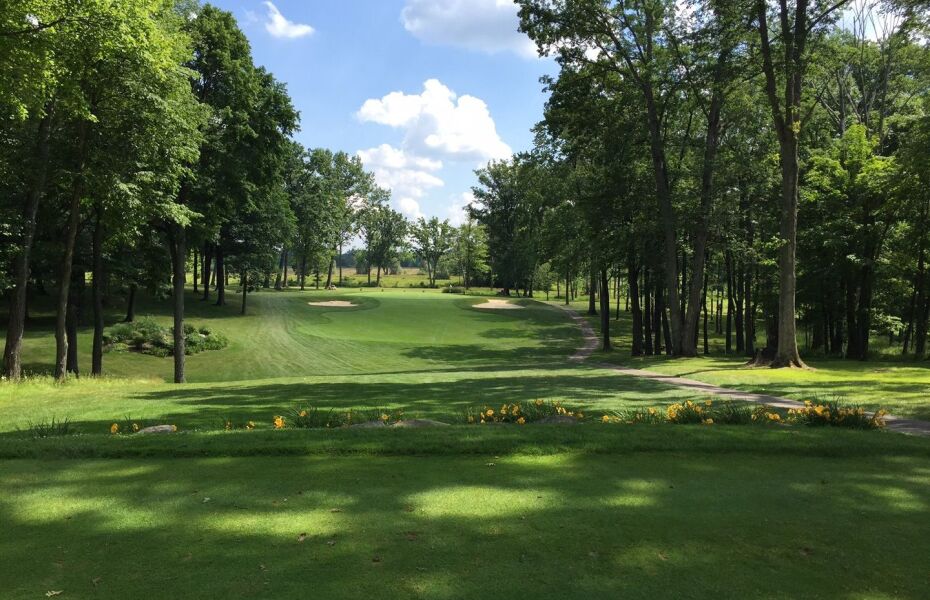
[534,416,578,425]
[391,419,450,428]
[351,420,387,428]
[137,424,178,435]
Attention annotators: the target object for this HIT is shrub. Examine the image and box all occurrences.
[464,400,583,424]
[787,400,886,429]
[665,400,709,424]
[279,406,406,429]
[103,318,227,357]
[442,286,465,294]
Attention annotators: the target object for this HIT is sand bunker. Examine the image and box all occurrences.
[308,300,357,308]
[474,299,525,310]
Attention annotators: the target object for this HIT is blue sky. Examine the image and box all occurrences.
[206,0,556,224]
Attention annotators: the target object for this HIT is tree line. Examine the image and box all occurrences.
[1,1,490,384]
[470,0,929,365]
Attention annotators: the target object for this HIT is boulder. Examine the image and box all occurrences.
[534,416,578,425]
[351,420,387,428]
[391,419,450,428]
[138,424,178,434]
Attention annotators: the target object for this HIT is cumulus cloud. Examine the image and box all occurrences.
[401,0,537,58]
[446,191,475,226]
[263,1,314,39]
[357,144,444,220]
[357,79,511,165]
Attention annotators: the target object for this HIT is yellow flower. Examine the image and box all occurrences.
[703,418,714,425]
[110,423,119,434]
[273,416,286,429]
[485,409,494,417]
[602,415,610,423]
[132,423,140,432]
[225,420,231,431]
[246,421,255,430]
[766,412,781,422]
[171,425,178,432]
[517,417,526,425]
[299,410,308,418]
[576,412,584,418]
[535,399,544,407]
[705,400,712,407]
[648,408,657,416]
[381,413,389,422]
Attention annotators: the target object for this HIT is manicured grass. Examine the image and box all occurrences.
[3,289,930,599]
[1,289,700,434]
[2,428,929,599]
[559,298,930,422]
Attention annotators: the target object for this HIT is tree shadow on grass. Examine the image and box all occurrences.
[1,451,928,599]
[101,371,692,432]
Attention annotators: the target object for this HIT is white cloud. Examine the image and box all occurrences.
[357,79,511,165]
[357,144,444,220]
[446,192,475,226]
[263,1,314,39]
[401,0,537,58]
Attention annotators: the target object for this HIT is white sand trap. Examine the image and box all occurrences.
[474,299,525,310]
[308,300,357,308]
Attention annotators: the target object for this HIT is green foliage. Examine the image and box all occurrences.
[20,416,73,439]
[103,318,227,357]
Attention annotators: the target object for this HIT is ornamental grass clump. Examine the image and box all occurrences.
[464,400,583,424]
[280,407,405,428]
[787,400,887,430]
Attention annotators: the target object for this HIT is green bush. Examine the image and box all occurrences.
[442,286,465,294]
[464,400,583,424]
[103,318,228,357]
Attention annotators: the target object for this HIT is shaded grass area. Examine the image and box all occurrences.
[0,366,700,435]
[2,424,929,460]
[2,434,929,599]
[557,299,930,422]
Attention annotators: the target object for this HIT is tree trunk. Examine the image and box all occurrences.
[300,254,307,291]
[124,284,137,323]
[275,248,285,290]
[214,245,225,306]
[702,263,709,355]
[91,201,104,376]
[588,266,597,316]
[3,108,53,380]
[169,225,186,384]
[600,269,611,351]
[192,248,199,294]
[325,251,335,288]
[283,248,289,288]
[66,269,83,377]
[642,81,683,355]
[241,272,248,315]
[628,259,643,356]
[201,243,212,301]
[54,119,89,381]
[725,251,734,354]
[644,269,654,355]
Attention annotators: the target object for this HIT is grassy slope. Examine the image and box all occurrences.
[1,289,698,434]
[557,298,930,422]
